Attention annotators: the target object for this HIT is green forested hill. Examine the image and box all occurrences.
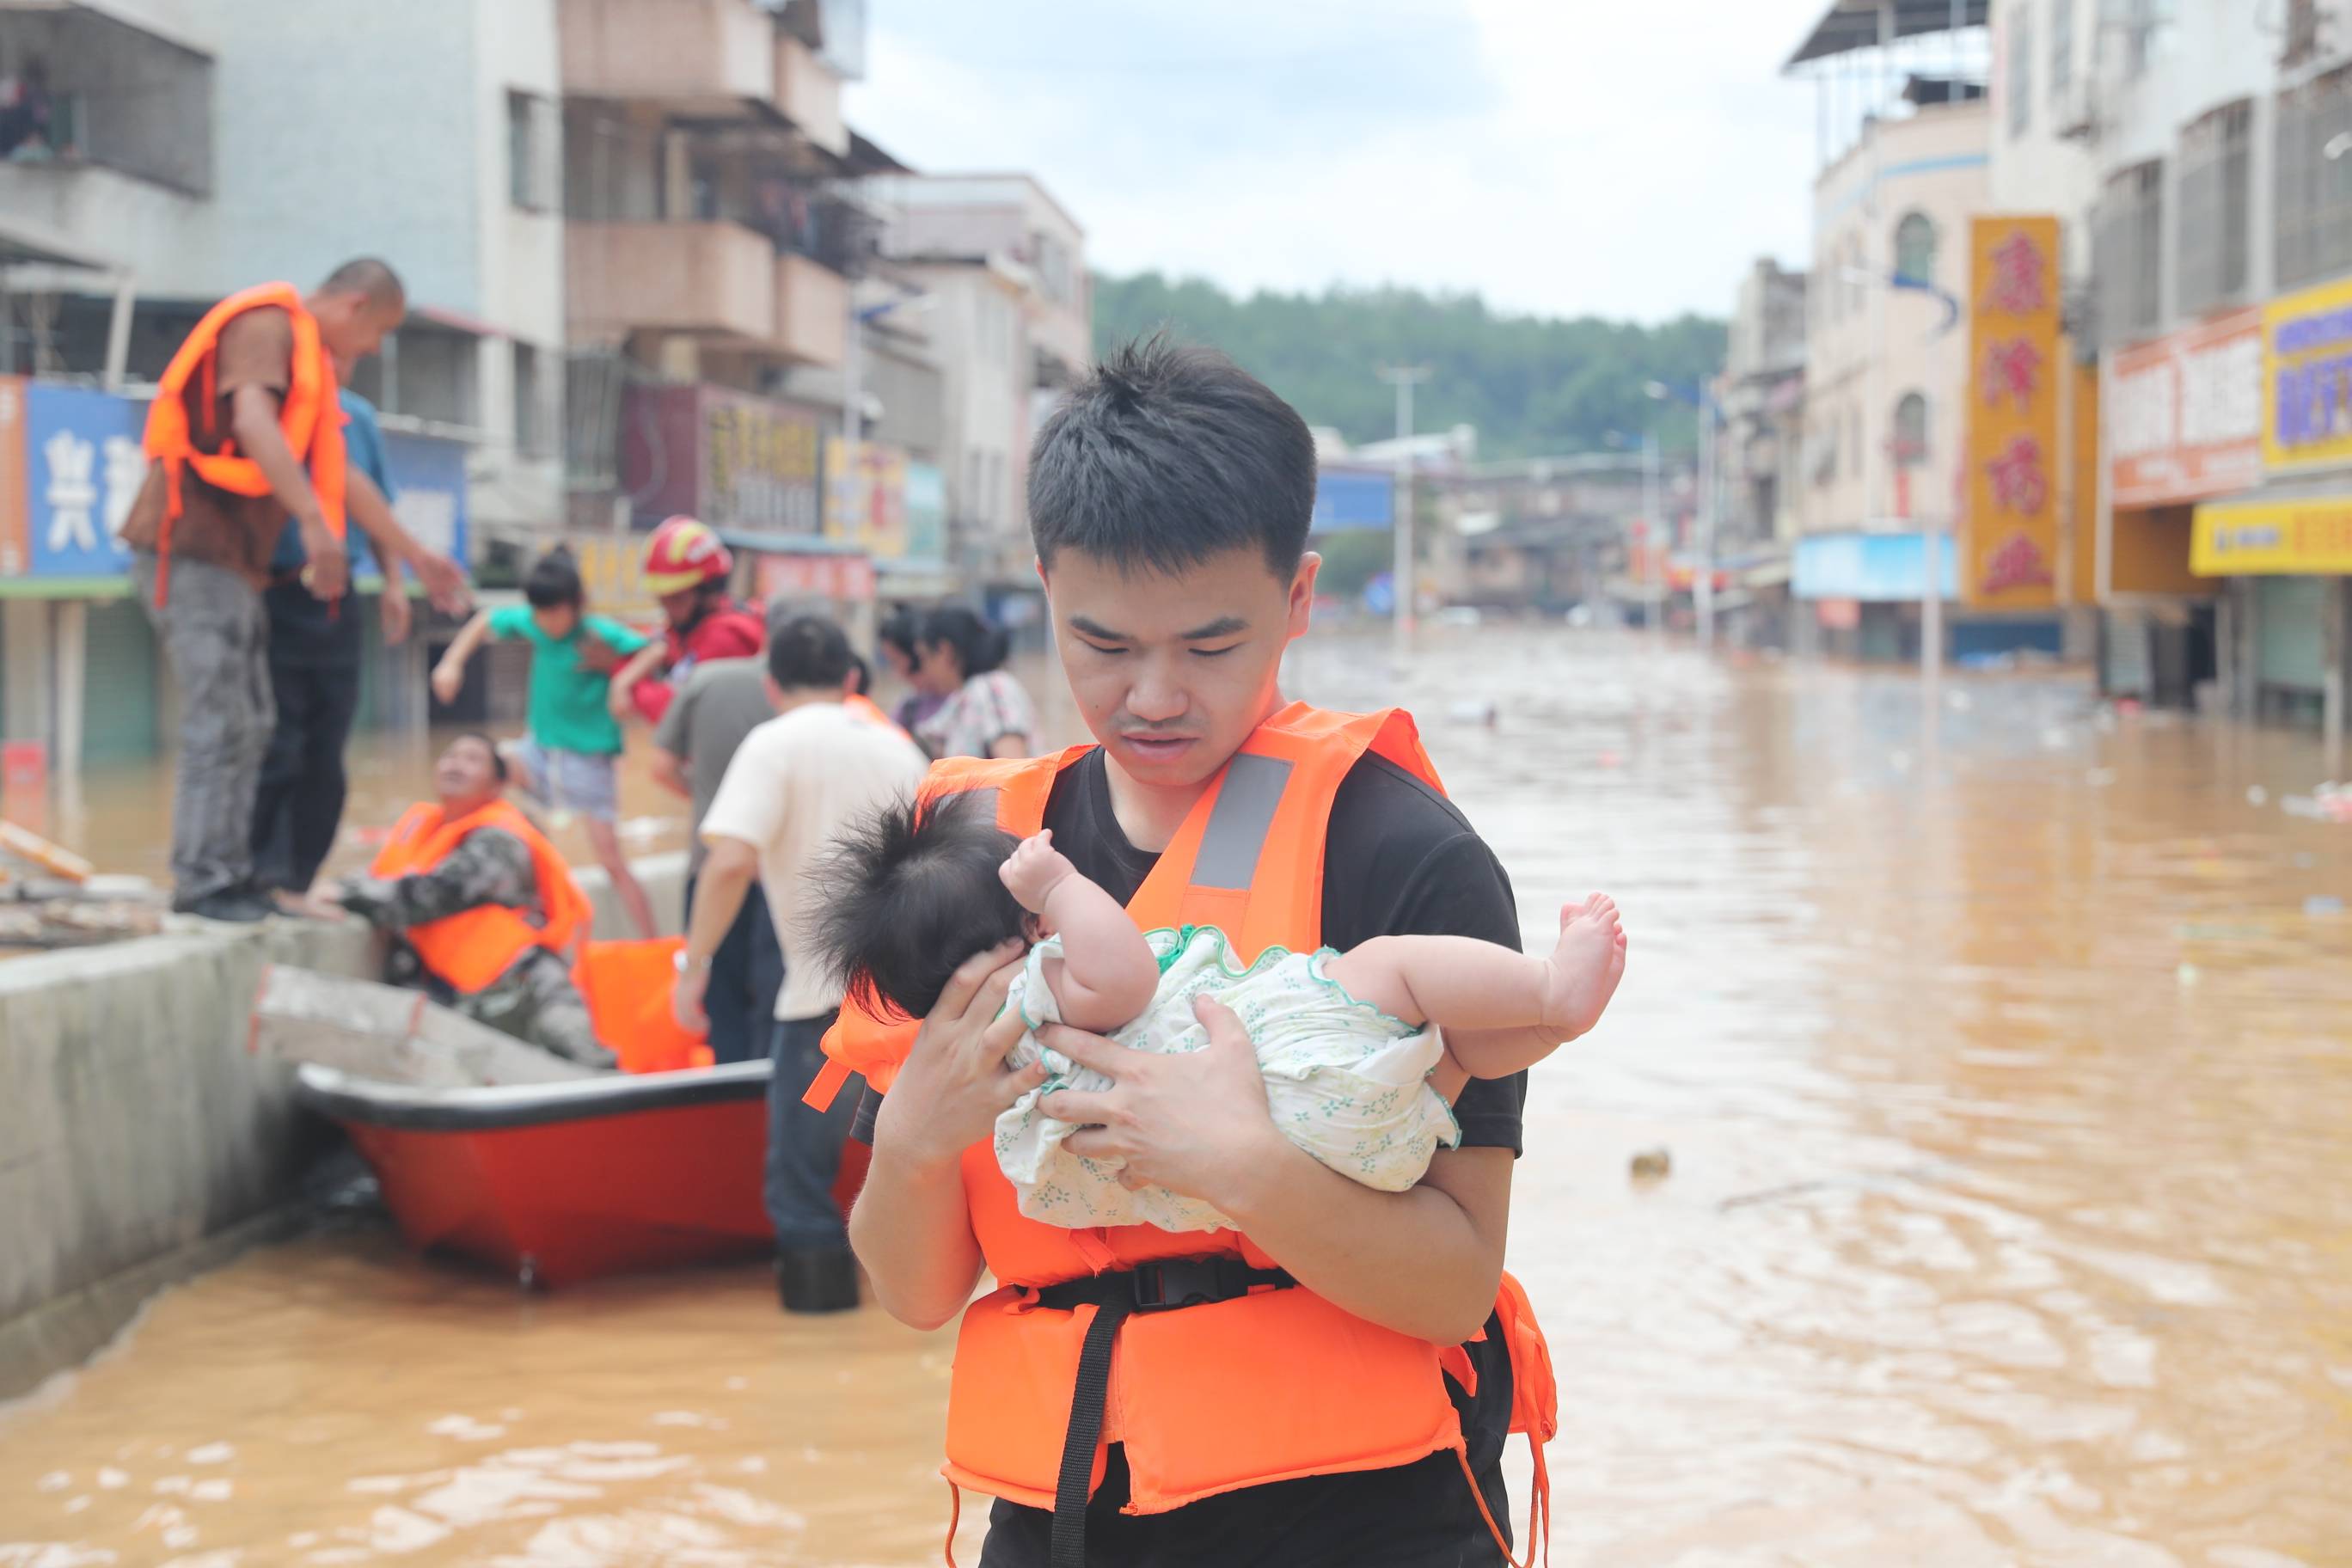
[1090,272,1726,459]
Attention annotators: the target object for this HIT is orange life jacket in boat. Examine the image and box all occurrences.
[140,282,348,607]
[370,799,590,995]
[810,701,1558,1557]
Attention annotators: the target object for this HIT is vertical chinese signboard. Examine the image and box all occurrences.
[1963,216,2062,609]
[823,437,910,559]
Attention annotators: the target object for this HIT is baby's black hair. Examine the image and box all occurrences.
[816,791,1027,1021]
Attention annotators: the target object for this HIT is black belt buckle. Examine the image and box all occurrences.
[1130,1258,1234,1313]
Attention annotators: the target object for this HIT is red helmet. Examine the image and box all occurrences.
[642,516,733,595]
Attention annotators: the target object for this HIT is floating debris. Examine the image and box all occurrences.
[1629,1147,1672,1182]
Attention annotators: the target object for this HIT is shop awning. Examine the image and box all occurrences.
[1783,0,1988,70]
[2191,483,2352,576]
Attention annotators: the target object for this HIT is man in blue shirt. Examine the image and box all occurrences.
[251,388,469,898]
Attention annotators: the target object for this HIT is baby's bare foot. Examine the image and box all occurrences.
[1539,893,1626,1039]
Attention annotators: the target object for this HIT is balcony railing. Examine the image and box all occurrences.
[0,3,211,193]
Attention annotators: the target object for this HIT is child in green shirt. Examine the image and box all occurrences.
[432,548,658,939]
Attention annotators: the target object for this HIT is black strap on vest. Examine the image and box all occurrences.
[1031,1258,1297,1568]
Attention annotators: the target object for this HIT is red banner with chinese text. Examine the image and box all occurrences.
[1963,216,2063,610]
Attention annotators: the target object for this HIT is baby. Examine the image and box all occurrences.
[821,793,1627,1232]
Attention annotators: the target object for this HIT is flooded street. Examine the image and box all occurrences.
[5,627,2352,1565]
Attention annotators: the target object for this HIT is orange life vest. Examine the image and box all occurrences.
[844,691,903,734]
[141,281,348,607]
[812,702,1558,1558]
[370,799,590,995]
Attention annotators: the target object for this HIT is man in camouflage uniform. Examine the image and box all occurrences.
[335,733,613,1068]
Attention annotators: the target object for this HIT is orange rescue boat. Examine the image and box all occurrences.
[292,937,867,1288]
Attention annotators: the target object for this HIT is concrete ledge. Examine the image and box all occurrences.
[0,851,689,1399]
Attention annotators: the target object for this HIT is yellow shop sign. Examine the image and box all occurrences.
[2191,493,2352,575]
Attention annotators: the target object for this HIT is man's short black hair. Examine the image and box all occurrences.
[452,730,508,782]
[815,792,1026,1021]
[1028,331,1317,579]
[524,548,583,610]
[320,256,406,310]
[769,613,854,691]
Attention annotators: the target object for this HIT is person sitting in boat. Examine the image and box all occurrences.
[331,732,615,1069]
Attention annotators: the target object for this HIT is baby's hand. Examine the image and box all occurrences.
[1000,830,1078,913]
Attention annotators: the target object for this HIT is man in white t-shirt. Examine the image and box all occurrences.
[676,614,928,1313]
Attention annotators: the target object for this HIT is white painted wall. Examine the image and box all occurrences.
[904,262,1030,569]
[1987,0,2101,279]
[1804,101,1993,539]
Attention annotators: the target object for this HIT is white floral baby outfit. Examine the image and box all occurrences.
[996,925,1460,1232]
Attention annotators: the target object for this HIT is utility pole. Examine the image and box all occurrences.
[1378,364,1431,668]
[1696,387,1718,652]
[1643,431,1662,651]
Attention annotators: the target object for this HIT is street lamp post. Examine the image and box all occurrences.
[1377,364,1431,669]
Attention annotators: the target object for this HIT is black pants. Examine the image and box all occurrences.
[250,651,362,894]
[685,872,785,1066]
[767,1010,857,1248]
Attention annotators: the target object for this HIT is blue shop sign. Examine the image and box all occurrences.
[24,383,144,579]
[17,383,468,582]
[1792,530,1958,602]
[1312,468,1395,533]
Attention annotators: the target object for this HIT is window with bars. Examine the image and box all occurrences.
[2008,2,2033,137]
[2177,101,2252,316]
[2094,160,2166,342]
[512,343,554,460]
[2276,66,2352,289]
[506,91,556,212]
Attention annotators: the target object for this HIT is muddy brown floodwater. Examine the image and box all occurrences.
[5,627,2352,1566]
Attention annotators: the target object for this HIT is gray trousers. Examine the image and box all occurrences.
[766,1011,859,1249]
[134,554,273,903]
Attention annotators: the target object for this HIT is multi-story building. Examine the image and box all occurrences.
[2035,0,2349,749]
[1792,68,1992,659]
[1717,257,1808,646]
[864,173,1089,607]
[0,0,557,768]
[555,0,906,634]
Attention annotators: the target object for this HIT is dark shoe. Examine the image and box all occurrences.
[777,1246,861,1314]
[174,887,273,923]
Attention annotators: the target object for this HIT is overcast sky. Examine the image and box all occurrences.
[847,0,1833,325]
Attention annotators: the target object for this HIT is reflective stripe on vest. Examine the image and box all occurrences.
[816,704,1479,1517]
[369,799,591,995]
[141,282,349,608]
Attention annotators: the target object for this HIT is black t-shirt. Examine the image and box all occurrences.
[973,746,1528,1566]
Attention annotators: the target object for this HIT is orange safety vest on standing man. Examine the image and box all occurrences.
[141,281,349,607]
[810,702,1560,1564]
[370,799,591,995]
[844,691,905,736]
